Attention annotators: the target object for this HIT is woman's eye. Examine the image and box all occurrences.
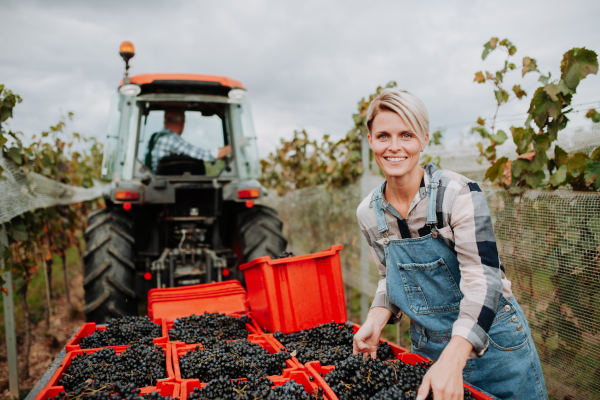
[402,133,413,139]
[378,133,390,140]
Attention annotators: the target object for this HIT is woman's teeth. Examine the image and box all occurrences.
[385,157,407,162]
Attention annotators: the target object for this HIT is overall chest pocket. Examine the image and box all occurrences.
[397,258,463,315]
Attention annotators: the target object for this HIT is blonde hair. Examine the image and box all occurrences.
[366,89,429,148]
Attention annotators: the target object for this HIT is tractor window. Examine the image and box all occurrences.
[137,103,229,176]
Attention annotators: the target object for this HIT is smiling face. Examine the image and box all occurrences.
[368,110,427,180]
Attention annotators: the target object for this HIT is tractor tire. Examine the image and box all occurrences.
[83,207,137,323]
[237,205,288,263]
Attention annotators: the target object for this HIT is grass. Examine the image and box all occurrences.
[0,246,82,341]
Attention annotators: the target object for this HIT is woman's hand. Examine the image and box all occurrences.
[416,336,473,400]
[353,307,392,359]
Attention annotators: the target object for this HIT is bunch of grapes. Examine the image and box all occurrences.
[48,383,174,400]
[178,340,291,381]
[58,344,167,392]
[273,322,395,365]
[323,355,473,400]
[188,376,323,400]
[169,312,251,345]
[80,316,162,349]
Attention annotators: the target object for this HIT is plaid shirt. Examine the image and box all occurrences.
[150,128,219,174]
[357,163,512,356]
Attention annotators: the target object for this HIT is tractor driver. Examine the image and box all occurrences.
[145,108,232,174]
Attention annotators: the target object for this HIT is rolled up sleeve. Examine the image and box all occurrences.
[450,182,503,356]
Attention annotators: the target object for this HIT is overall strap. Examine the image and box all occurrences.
[370,182,390,236]
[426,169,445,227]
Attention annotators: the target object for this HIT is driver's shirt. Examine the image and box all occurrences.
[150,128,219,174]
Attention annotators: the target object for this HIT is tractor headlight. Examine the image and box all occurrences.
[119,84,141,97]
[228,88,247,101]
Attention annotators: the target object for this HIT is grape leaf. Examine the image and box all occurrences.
[477,117,485,126]
[511,126,535,154]
[567,152,589,173]
[554,145,569,167]
[544,81,573,101]
[584,160,600,189]
[485,157,508,183]
[585,109,600,123]
[7,147,22,165]
[490,130,508,145]
[538,73,551,85]
[522,57,538,76]
[517,152,536,161]
[494,89,509,105]
[560,48,599,90]
[474,72,485,83]
[512,85,527,99]
[590,147,600,162]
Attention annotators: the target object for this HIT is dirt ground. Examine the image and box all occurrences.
[0,272,85,398]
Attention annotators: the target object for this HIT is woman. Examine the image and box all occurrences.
[352,89,548,400]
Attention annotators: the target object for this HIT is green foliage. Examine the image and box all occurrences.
[472,39,599,193]
[260,82,398,194]
[472,38,537,166]
[1,86,102,295]
[586,108,600,123]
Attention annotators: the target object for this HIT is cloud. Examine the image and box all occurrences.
[1,0,598,158]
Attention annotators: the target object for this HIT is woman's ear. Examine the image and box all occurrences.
[367,133,373,148]
[421,132,430,152]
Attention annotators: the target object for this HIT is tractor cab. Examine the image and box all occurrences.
[101,72,261,184]
[84,42,287,324]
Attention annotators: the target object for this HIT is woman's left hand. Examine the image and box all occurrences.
[416,336,473,400]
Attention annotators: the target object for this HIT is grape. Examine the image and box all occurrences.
[169,312,251,345]
[57,344,167,393]
[80,316,162,349]
[187,376,323,400]
[273,322,395,365]
[178,340,291,381]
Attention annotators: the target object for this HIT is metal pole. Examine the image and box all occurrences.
[360,132,370,324]
[2,225,19,398]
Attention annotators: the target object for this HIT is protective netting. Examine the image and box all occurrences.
[261,123,600,399]
[0,156,104,224]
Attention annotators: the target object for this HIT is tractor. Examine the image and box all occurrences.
[84,41,287,323]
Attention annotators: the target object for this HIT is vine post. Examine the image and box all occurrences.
[1,225,19,398]
[360,127,370,324]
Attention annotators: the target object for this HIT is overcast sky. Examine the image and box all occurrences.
[1,0,599,157]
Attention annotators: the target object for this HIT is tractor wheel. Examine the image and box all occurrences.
[237,205,288,263]
[83,207,137,323]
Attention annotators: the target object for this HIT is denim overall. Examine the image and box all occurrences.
[370,170,548,400]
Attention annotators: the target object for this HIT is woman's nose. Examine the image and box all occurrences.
[388,136,404,152]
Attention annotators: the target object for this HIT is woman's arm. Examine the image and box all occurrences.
[352,306,392,358]
[416,336,473,400]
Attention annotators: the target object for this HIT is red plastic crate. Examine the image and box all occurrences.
[239,245,346,333]
[148,281,248,320]
[179,370,331,400]
[37,382,180,400]
[32,344,175,400]
[171,334,301,384]
[305,354,496,400]
[65,318,168,352]
[166,312,263,344]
